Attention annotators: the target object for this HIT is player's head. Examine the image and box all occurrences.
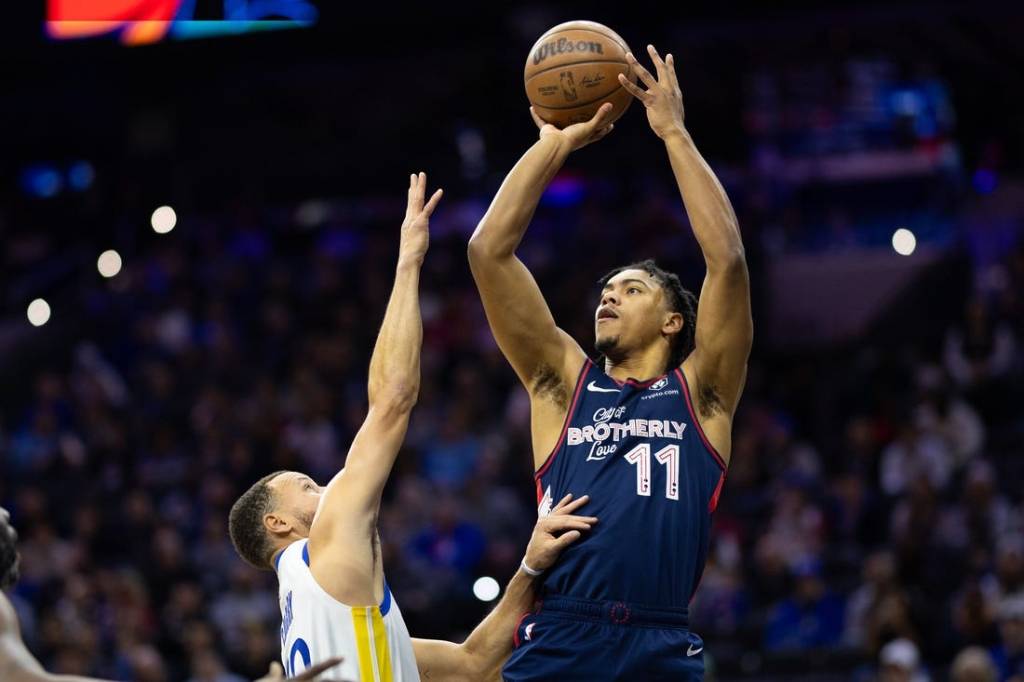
[0,506,20,590]
[595,259,696,373]
[229,471,324,570]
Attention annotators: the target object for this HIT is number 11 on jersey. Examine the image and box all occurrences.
[624,443,680,500]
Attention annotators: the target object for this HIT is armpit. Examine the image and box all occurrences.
[698,381,725,419]
[531,363,569,409]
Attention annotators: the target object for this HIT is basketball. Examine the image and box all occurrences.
[524,20,636,129]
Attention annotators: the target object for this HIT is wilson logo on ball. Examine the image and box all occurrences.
[533,37,605,65]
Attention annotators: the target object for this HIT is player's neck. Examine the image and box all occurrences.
[603,346,670,383]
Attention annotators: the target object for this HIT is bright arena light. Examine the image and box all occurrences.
[27,299,51,327]
[97,250,123,278]
[151,205,177,234]
[892,228,917,256]
[473,576,500,602]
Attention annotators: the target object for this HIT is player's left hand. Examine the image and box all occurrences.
[523,494,598,574]
[256,657,351,682]
[618,45,686,141]
[399,171,443,267]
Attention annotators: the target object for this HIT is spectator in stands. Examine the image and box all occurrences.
[764,558,846,652]
[951,646,998,682]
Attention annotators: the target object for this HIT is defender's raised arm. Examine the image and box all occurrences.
[305,173,441,597]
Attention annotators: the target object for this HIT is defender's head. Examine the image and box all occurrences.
[228,471,324,570]
[595,259,697,373]
[0,507,20,590]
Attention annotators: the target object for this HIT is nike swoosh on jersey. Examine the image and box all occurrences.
[586,381,620,393]
[687,645,703,657]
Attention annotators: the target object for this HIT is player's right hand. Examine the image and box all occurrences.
[256,656,350,682]
[531,103,616,152]
[399,172,443,267]
[523,494,598,573]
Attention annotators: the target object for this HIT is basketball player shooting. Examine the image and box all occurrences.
[468,45,752,681]
[229,174,597,682]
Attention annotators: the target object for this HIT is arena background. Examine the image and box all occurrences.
[2,1,1024,680]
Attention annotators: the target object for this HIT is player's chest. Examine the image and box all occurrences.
[566,384,688,465]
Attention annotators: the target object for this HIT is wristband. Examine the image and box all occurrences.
[520,559,543,577]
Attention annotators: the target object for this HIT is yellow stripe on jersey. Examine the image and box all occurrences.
[371,607,393,682]
[352,607,375,682]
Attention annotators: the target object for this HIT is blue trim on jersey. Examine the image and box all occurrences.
[381,580,392,615]
[297,541,393,615]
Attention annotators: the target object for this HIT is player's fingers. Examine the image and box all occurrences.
[539,517,594,535]
[406,174,421,214]
[591,102,614,127]
[530,106,547,130]
[422,188,444,217]
[557,514,598,525]
[591,124,614,142]
[291,656,344,680]
[552,529,582,550]
[625,52,657,89]
[551,494,589,515]
[617,74,648,102]
[550,493,574,513]
[267,662,284,679]
[666,53,681,92]
[416,172,427,203]
[647,44,668,81]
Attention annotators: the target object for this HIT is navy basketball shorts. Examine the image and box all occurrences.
[502,595,705,681]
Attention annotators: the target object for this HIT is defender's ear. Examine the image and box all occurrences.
[264,511,292,536]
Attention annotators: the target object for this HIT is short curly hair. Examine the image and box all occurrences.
[229,470,286,570]
[598,259,697,373]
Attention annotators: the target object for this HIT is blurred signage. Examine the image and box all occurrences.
[47,0,318,45]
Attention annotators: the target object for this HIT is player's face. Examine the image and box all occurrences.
[595,269,678,359]
[268,472,324,538]
[0,506,20,590]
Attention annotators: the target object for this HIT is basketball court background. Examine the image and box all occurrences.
[2,2,1024,680]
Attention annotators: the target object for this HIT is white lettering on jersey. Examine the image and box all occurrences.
[568,419,687,446]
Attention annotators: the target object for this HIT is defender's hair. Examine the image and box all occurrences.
[229,470,287,570]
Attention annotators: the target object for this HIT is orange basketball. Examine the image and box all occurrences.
[524,20,636,129]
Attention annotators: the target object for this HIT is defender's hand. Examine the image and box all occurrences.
[530,103,616,152]
[618,45,685,140]
[523,494,598,573]
[400,172,443,266]
[256,657,349,682]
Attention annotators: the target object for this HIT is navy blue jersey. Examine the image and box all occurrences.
[535,359,726,608]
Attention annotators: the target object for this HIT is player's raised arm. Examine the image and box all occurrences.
[305,173,441,584]
[620,46,752,442]
[467,107,615,393]
[411,495,597,681]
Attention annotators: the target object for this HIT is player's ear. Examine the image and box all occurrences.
[662,311,683,336]
[264,510,292,536]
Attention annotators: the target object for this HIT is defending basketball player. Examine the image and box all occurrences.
[468,45,752,680]
[0,506,346,681]
[229,174,597,682]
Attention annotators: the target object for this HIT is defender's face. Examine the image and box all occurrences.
[0,506,20,589]
[595,269,673,357]
[267,472,324,538]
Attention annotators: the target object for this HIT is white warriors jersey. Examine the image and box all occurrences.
[276,539,420,682]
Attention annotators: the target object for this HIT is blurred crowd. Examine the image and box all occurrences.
[1,154,1023,682]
